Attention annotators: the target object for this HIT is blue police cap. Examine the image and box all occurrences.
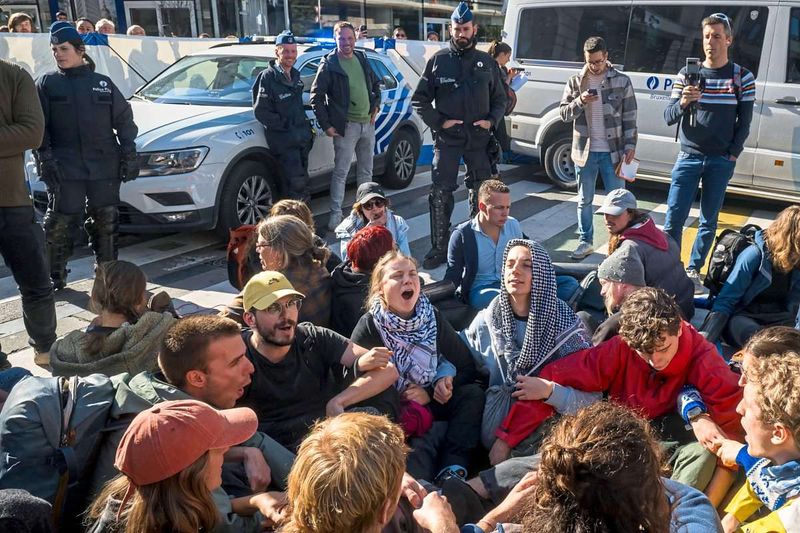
[49,21,81,44]
[451,2,473,24]
[275,30,296,45]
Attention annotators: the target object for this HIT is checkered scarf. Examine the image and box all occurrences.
[489,239,589,380]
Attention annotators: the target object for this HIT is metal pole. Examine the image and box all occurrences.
[283,0,289,31]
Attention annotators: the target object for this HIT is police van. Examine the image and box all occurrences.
[504,0,800,201]
[32,41,424,235]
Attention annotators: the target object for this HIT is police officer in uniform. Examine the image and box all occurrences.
[252,30,314,201]
[412,2,506,269]
[35,21,139,290]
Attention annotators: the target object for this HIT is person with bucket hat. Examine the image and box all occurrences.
[252,30,314,201]
[412,1,507,269]
[86,399,286,532]
[35,21,139,291]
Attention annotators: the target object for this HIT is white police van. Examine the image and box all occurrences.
[504,0,800,202]
[32,41,424,234]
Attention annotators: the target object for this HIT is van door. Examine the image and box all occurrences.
[752,5,800,194]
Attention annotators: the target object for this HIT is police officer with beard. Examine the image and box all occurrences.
[35,21,138,290]
[252,30,314,201]
[412,2,506,269]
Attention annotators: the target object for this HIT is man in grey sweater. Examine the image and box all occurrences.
[0,59,56,367]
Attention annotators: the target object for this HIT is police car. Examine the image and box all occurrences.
[34,40,424,234]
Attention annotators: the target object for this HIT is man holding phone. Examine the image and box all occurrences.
[663,13,755,291]
[560,36,638,260]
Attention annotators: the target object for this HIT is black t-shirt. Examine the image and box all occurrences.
[237,323,349,450]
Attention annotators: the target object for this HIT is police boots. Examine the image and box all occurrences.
[44,212,79,290]
[85,206,119,265]
[423,187,454,269]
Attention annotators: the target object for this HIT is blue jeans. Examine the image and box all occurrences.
[330,121,376,214]
[575,152,625,244]
[663,152,736,272]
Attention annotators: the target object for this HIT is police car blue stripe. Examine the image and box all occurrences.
[374,86,408,136]
[375,87,409,146]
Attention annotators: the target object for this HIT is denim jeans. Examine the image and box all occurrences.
[0,207,57,352]
[575,152,624,244]
[330,121,375,215]
[663,152,736,272]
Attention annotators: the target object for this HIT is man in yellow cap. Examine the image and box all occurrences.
[238,271,400,450]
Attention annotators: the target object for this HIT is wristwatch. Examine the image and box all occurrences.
[687,406,706,423]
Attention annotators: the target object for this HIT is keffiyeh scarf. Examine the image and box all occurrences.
[371,293,438,391]
[488,239,590,381]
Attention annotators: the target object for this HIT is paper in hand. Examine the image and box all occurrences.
[617,158,639,182]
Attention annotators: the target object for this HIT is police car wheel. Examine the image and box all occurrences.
[381,129,419,189]
[544,135,578,191]
[217,161,276,236]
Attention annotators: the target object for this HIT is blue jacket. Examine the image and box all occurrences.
[711,230,800,317]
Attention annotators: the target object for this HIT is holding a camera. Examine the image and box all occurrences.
[663,13,756,292]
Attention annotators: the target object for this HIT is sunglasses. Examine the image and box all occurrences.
[362,198,386,210]
[264,297,303,316]
[709,12,732,30]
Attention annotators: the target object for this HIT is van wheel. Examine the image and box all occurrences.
[381,128,419,189]
[544,135,578,190]
[217,161,276,237]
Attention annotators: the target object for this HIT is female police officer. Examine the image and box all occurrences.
[35,21,138,290]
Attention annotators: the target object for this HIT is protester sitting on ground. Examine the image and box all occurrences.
[0,489,55,532]
[86,399,284,532]
[270,199,341,272]
[94,18,115,34]
[350,251,484,481]
[281,412,462,533]
[461,239,592,463]
[90,315,296,531]
[75,18,94,34]
[577,245,646,344]
[238,271,400,451]
[0,367,31,410]
[330,225,394,337]
[493,287,743,502]
[49,261,176,377]
[222,214,332,327]
[8,13,34,33]
[598,189,694,318]
[126,24,145,36]
[712,326,800,532]
[335,182,410,260]
[702,205,800,349]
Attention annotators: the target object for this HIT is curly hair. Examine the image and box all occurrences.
[763,205,800,273]
[522,402,671,533]
[750,354,800,449]
[743,326,800,360]
[618,287,682,355]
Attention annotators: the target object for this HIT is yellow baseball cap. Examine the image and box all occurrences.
[242,271,305,311]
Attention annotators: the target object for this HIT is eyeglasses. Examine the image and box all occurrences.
[709,12,732,30]
[264,297,303,316]
[255,241,269,250]
[586,58,606,66]
[362,198,386,210]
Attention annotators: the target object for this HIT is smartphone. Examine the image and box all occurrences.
[587,88,598,96]
[359,24,367,32]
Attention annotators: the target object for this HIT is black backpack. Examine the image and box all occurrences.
[703,224,761,295]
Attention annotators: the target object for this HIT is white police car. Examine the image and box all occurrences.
[34,41,423,235]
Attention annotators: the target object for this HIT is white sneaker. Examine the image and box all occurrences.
[686,269,708,295]
[569,242,594,260]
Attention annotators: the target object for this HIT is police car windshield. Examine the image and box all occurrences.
[138,55,271,106]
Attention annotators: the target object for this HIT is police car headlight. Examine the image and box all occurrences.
[139,147,209,176]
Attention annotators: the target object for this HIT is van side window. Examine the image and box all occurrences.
[299,59,321,93]
[625,6,767,76]
[788,9,800,83]
[516,6,629,63]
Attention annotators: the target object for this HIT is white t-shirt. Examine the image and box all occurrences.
[587,73,610,152]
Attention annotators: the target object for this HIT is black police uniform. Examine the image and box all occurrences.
[412,39,506,267]
[252,60,313,201]
[35,64,138,289]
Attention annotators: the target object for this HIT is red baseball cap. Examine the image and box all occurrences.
[114,399,258,487]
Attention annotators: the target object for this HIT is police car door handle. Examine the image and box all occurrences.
[775,96,800,105]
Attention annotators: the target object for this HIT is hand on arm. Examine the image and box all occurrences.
[690,414,728,453]
[356,347,393,372]
[512,375,553,401]
[412,492,460,533]
[715,438,745,468]
[401,472,428,509]
[402,383,431,406]
[476,471,538,532]
[433,376,454,404]
[250,491,289,527]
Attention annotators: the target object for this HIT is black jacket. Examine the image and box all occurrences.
[310,49,381,135]
[252,60,313,150]
[412,41,506,148]
[330,262,370,337]
[36,64,137,181]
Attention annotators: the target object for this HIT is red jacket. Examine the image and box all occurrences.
[496,322,743,447]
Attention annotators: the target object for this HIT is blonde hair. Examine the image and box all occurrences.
[750,354,800,449]
[283,413,408,533]
[270,200,315,232]
[763,205,800,273]
[95,18,115,31]
[86,453,217,533]
[365,250,415,310]
[256,214,329,269]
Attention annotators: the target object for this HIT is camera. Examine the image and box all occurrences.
[587,88,598,96]
[359,24,367,32]
[684,57,704,127]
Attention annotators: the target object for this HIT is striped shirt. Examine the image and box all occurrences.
[664,62,755,157]
[587,73,610,152]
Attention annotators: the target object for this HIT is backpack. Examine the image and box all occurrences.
[703,224,761,295]
[226,224,261,290]
[0,374,116,529]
